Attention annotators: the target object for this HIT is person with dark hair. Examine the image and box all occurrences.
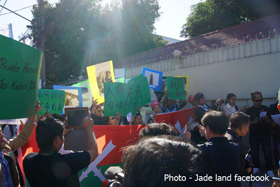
[198,111,240,187]
[105,71,112,82]
[139,123,177,139]
[194,92,223,125]
[222,93,248,119]
[245,91,274,176]
[129,112,145,125]
[162,90,187,113]
[23,115,98,187]
[225,112,252,179]
[269,94,280,167]
[122,135,220,187]
[0,102,40,187]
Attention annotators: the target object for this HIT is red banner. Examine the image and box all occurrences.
[155,107,196,135]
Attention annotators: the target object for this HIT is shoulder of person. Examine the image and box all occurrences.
[24,152,38,159]
[229,141,240,150]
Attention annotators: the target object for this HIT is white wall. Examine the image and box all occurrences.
[126,36,280,107]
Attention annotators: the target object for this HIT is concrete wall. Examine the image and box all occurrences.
[126,36,280,107]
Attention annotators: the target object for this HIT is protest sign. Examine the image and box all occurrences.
[128,74,151,106]
[104,74,151,116]
[142,67,163,92]
[115,78,125,83]
[114,68,126,79]
[72,79,90,88]
[166,77,186,100]
[53,85,82,107]
[37,89,65,115]
[175,76,189,94]
[0,35,42,119]
[18,125,145,187]
[87,61,115,104]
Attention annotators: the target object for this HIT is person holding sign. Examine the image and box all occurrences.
[0,101,40,187]
[162,90,187,113]
[23,113,98,187]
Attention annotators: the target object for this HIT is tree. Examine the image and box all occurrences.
[30,0,166,86]
[180,0,280,38]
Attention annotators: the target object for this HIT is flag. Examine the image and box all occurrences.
[18,125,145,187]
[155,107,196,137]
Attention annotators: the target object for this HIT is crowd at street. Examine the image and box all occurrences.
[0,90,280,187]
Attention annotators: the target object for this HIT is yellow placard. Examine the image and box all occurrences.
[175,76,189,95]
[87,61,115,104]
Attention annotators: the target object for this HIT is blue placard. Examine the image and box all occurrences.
[142,67,163,92]
[53,85,83,107]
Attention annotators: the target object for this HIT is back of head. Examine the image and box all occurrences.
[122,135,219,187]
[202,111,228,135]
[36,117,64,153]
[229,112,250,129]
[139,123,177,139]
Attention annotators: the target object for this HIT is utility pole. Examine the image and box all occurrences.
[39,0,46,88]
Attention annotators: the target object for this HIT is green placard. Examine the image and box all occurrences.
[37,89,65,115]
[104,75,151,116]
[128,74,151,106]
[166,77,185,100]
[0,35,42,120]
[72,79,90,87]
[115,78,125,83]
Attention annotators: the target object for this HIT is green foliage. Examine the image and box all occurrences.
[30,0,167,86]
[180,0,280,38]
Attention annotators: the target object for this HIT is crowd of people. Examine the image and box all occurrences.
[0,90,280,187]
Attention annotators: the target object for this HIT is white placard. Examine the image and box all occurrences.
[259,112,267,118]
[114,69,125,79]
[271,114,280,126]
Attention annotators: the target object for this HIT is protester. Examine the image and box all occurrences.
[129,112,145,125]
[245,91,274,176]
[0,102,40,187]
[222,93,248,119]
[225,112,252,178]
[139,123,177,139]
[194,92,223,124]
[188,95,197,106]
[269,95,280,166]
[147,100,162,124]
[122,135,220,187]
[23,114,98,187]
[162,90,187,113]
[198,111,240,187]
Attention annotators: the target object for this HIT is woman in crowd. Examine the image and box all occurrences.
[194,92,223,125]
[222,93,248,119]
[129,112,146,125]
[148,100,162,124]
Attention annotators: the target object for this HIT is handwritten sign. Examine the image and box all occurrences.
[175,76,189,94]
[104,74,151,116]
[128,74,151,107]
[87,61,115,104]
[37,89,65,115]
[166,77,185,100]
[0,35,42,119]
